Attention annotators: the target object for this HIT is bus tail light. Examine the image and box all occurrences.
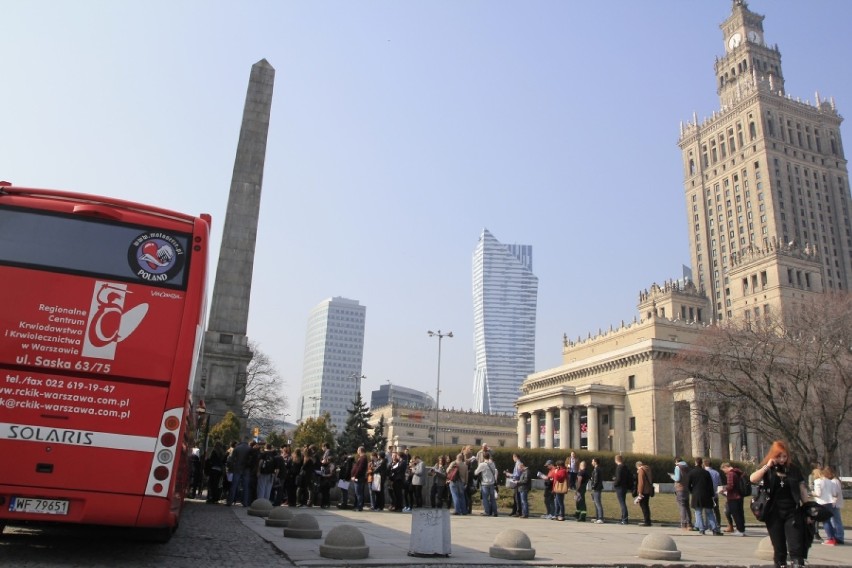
[145,408,182,497]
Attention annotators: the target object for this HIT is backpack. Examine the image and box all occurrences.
[737,471,752,497]
[260,452,276,474]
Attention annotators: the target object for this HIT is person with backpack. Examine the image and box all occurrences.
[672,458,692,531]
[721,462,747,535]
[256,443,279,500]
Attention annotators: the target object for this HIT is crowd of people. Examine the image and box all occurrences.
[188,436,845,568]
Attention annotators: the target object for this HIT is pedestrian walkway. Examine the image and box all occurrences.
[232,506,850,567]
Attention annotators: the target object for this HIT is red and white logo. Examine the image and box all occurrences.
[81,281,149,360]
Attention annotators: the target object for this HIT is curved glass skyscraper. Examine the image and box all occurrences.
[472,229,538,414]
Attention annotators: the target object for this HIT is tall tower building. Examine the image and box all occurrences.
[195,60,274,421]
[472,229,538,414]
[678,1,848,323]
[298,297,366,429]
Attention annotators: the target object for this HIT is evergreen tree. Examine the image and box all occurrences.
[336,391,373,455]
[370,415,388,452]
[207,411,242,446]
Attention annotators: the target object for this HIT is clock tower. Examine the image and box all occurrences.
[717,0,783,110]
[678,1,849,324]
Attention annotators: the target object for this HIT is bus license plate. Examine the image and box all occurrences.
[9,497,69,515]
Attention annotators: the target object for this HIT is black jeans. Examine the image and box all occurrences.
[638,495,652,525]
[728,498,745,532]
[766,507,806,567]
[615,486,628,522]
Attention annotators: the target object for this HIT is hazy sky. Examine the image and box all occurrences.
[3,1,851,416]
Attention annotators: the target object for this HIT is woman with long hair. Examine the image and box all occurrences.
[429,455,449,508]
[822,467,845,545]
[749,440,811,568]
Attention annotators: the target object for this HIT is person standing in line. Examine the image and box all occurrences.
[388,452,406,512]
[589,457,605,523]
[516,462,530,518]
[336,452,353,509]
[612,454,630,525]
[822,467,845,545]
[407,455,425,511]
[635,461,653,527]
[720,462,746,536]
[811,467,838,545]
[204,441,226,504]
[504,453,522,516]
[447,453,468,515]
[568,451,579,490]
[474,451,499,517]
[463,446,478,515]
[672,457,692,531]
[551,460,568,521]
[749,440,810,568]
[688,457,721,535]
[703,457,724,526]
[227,437,252,507]
[538,460,555,519]
[429,455,449,509]
[574,460,589,522]
[349,446,369,512]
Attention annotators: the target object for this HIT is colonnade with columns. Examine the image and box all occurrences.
[516,404,625,452]
[671,397,762,462]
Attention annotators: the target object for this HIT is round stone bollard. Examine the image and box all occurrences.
[755,536,775,561]
[247,498,274,518]
[638,533,681,561]
[320,524,369,560]
[283,513,323,539]
[265,507,295,527]
[489,528,536,560]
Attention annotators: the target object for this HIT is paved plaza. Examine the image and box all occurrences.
[233,505,850,567]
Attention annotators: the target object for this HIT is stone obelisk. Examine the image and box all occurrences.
[195,59,274,422]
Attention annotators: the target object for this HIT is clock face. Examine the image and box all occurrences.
[748,30,760,43]
[728,33,742,50]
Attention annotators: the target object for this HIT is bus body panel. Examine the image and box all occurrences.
[0,185,209,536]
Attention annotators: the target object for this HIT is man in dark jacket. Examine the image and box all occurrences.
[687,457,721,535]
[612,454,631,525]
[350,446,369,511]
[227,437,252,506]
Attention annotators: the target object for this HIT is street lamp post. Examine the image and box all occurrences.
[348,373,366,403]
[427,329,453,447]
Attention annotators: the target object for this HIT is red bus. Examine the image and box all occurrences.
[0,182,210,541]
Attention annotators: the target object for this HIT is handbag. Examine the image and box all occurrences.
[371,473,382,492]
[553,479,569,494]
[447,466,458,482]
[750,484,770,521]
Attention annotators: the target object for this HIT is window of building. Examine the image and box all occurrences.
[628,375,636,390]
[629,417,636,432]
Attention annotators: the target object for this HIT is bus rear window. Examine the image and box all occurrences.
[0,206,190,290]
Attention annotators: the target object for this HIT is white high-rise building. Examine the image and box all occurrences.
[472,229,538,414]
[298,297,366,430]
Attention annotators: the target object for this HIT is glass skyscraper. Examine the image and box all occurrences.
[472,229,538,414]
[298,296,366,430]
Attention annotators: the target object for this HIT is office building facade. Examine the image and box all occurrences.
[297,297,366,429]
[473,228,538,415]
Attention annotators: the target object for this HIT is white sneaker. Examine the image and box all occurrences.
[594,519,604,524]
[733,530,745,536]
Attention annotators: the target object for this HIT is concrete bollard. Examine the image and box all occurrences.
[637,533,681,561]
[489,528,536,560]
[283,513,322,539]
[320,524,369,559]
[265,507,295,527]
[247,498,273,518]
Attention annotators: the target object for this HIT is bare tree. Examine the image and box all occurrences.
[240,341,288,429]
[667,292,852,470]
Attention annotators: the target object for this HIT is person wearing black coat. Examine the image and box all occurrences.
[688,457,720,535]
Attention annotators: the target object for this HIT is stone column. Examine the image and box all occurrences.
[611,406,625,453]
[517,413,527,448]
[689,400,703,457]
[559,407,570,450]
[571,407,581,448]
[530,411,540,449]
[586,405,599,451]
[708,405,722,458]
[544,408,554,449]
[729,421,741,461]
